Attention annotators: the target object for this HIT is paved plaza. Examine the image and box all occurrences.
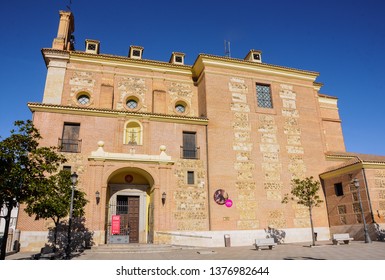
[5,240,385,260]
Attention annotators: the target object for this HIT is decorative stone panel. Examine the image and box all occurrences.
[294,218,310,227]
[378,190,385,199]
[69,71,96,105]
[379,201,385,210]
[117,77,147,111]
[235,182,256,191]
[266,191,282,201]
[237,220,259,229]
[229,77,259,230]
[280,84,307,183]
[264,182,283,191]
[168,82,194,115]
[173,159,207,231]
[267,210,286,228]
[69,71,96,87]
[236,152,251,161]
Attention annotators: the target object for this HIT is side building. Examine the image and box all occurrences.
[17,10,352,251]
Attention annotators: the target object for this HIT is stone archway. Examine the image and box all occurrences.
[105,167,155,244]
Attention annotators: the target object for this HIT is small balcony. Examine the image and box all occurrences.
[180,146,200,159]
[58,138,82,153]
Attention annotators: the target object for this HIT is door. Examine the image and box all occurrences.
[108,195,140,243]
[127,196,140,243]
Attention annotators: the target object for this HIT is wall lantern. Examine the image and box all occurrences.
[95,191,100,205]
[70,172,78,185]
[162,192,167,205]
[351,178,372,243]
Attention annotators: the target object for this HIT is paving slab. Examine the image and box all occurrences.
[5,241,385,260]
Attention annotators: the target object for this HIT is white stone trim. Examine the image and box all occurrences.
[89,141,174,164]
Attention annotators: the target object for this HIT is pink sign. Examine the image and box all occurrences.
[225,199,233,208]
[111,215,121,235]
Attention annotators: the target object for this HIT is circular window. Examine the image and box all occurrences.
[77,94,90,105]
[126,99,138,109]
[175,104,186,113]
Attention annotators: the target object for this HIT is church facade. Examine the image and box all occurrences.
[15,10,385,252]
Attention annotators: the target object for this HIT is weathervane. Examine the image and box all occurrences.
[66,0,72,11]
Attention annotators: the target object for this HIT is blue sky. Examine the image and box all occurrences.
[1,0,384,155]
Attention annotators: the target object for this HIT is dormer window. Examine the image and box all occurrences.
[129,46,144,59]
[169,52,185,65]
[245,49,262,63]
[88,44,96,51]
[85,39,100,54]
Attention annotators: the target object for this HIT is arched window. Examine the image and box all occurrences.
[124,121,142,145]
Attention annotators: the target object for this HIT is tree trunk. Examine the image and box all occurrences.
[309,205,316,246]
[0,204,13,260]
[53,220,59,252]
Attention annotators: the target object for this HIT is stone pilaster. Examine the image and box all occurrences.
[229,78,259,229]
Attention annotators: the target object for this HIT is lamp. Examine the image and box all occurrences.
[162,192,166,205]
[95,191,100,205]
[66,172,78,259]
[352,178,372,243]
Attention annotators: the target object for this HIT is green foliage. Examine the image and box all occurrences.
[0,120,66,208]
[281,176,323,208]
[281,176,323,246]
[24,170,88,225]
[0,120,68,259]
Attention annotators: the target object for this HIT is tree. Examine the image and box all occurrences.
[281,176,323,246]
[24,170,88,251]
[0,120,66,259]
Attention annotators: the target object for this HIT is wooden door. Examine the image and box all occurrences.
[127,196,140,243]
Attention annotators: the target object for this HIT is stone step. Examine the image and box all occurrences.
[90,244,186,253]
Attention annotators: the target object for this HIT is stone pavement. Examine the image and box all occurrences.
[5,240,385,260]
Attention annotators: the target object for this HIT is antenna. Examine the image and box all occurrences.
[224,40,231,57]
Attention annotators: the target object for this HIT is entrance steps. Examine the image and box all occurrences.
[90,243,194,253]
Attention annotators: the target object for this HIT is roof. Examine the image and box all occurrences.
[321,152,385,176]
[195,53,319,76]
[41,48,320,81]
[318,93,338,99]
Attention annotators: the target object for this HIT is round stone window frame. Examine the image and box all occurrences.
[75,90,93,107]
[173,100,189,115]
[124,95,142,111]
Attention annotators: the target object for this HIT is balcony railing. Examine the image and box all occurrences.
[180,146,200,159]
[58,138,82,153]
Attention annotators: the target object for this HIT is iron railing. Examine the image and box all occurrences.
[180,146,200,159]
[58,138,82,153]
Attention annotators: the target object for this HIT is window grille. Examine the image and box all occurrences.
[256,84,273,108]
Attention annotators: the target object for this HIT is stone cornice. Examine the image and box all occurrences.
[41,48,321,82]
[67,50,193,76]
[28,102,209,125]
[41,49,70,67]
[192,54,320,82]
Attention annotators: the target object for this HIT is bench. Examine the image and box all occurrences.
[332,233,354,245]
[254,238,277,250]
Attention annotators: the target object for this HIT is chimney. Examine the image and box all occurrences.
[52,10,75,51]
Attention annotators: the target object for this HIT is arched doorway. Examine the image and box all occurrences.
[105,167,155,244]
